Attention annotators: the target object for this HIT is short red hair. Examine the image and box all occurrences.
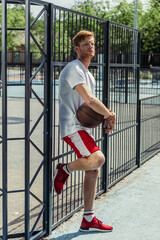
[72,30,95,46]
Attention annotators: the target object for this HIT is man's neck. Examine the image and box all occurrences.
[78,57,91,69]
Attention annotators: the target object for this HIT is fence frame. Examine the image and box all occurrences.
[1,1,8,239]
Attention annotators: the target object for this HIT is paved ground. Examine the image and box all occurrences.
[43,152,160,240]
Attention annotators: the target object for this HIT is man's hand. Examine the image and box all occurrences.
[103,111,116,134]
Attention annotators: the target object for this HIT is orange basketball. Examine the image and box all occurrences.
[77,102,104,128]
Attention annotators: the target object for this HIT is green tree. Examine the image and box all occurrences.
[109,0,143,27]
[72,0,110,19]
[0,4,45,53]
[0,4,26,51]
[72,0,143,27]
[1,1,160,54]
[72,0,160,53]
[139,0,160,52]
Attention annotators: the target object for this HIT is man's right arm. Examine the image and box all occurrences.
[75,83,116,133]
[74,83,113,119]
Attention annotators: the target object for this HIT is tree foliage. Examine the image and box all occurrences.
[139,0,160,52]
[0,1,160,53]
[72,0,110,19]
[109,0,143,27]
[0,4,45,52]
[72,0,160,53]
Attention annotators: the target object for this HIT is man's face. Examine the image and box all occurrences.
[74,36,95,59]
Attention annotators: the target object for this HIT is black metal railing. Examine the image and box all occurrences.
[51,4,107,228]
[139,94,160,164]
[2,64,160,101]
[1,51,160,67]
[1,53,160,100]
[107,22,140,187]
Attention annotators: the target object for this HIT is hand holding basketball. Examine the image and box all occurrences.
[77,102,104,128]
[103,111,116,134]
[77,103,116,133]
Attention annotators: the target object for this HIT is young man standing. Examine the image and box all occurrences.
[54,30,116,232]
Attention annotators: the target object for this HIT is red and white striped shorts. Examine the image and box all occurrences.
[63,130,100,158]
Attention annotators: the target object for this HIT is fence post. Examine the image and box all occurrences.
[2,0,8,239]
[25,0,31,239]
[43,3,53,235]
[136,100,141,167]
[103,21,110,192]
[136,32,141,167]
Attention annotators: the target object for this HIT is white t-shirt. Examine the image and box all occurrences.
[59,59,95,139]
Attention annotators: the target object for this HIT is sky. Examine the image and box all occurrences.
[41,0,150,9]
[44,0,76,8]
[31,0,150,17]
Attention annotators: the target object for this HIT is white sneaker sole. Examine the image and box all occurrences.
[79,227,113,232]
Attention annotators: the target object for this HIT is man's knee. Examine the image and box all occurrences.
[97,152,105,167]
[88,151,105,169]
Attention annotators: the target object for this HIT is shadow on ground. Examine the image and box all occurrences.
[45,230,112,240]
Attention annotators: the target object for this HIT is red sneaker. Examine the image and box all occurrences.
[80,216,113,232]
[53,163,69,194]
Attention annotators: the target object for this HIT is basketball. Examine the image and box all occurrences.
[77,102,104,128]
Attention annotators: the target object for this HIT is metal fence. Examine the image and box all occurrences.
[1,1,52,239]
[0,1,159,240]
[107,22,140,187]
[51,4,107,228]
[140,67,160,99]
[1,58,160,100]
[139,94,160,164]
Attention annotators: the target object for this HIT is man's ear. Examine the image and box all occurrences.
[74,46,79,54]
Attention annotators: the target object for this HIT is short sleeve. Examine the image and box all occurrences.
[67,64,86,89]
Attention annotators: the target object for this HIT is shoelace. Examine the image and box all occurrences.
[94,217,102,225]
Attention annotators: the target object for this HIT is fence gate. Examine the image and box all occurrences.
[1,0,52,239]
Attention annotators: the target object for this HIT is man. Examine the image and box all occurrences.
[54,30,116,232]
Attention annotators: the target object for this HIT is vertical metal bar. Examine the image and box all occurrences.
[67,12,69,62]
[43,3,53,235]
[136,31,141,167]
[125,67,128,104]
[76,13,77,32]
[103,21,110,193]
[2,0,8,239]
[30,52,32,98]
[52,6,56,224]
[25,0,30,239]
[58,10,61,62]
[63,11,65,62]
[137,100,141,167]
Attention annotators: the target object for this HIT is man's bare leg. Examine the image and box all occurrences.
[69,151,104,210]
[69,150,105,172]
[83,169,99,211]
